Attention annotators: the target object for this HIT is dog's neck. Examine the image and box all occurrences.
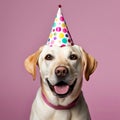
[41,91,82,110]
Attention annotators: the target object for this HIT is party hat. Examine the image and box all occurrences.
[47,5,74,47]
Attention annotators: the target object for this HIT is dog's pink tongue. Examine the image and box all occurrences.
[54,85,69,94]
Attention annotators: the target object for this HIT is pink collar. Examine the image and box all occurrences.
[41,92,81,110]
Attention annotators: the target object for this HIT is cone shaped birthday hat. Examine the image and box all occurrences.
[47,5,74,47]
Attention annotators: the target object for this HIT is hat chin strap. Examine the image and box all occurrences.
[41,91,82,110]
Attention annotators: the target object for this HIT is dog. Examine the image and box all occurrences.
[24,45,97,120]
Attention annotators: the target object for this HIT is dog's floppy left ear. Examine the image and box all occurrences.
[24,47,43,80]
[80,48,97,81]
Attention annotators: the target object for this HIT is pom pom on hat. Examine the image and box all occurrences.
[47,5,74,47]
[58,4,62,8]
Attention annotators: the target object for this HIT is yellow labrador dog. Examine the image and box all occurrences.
[24,45,97,120]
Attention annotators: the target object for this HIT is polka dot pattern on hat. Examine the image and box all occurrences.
[47,6,74,47]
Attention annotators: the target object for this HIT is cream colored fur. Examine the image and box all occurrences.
[24,45,97,120]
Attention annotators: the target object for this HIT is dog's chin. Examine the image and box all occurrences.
[46,78,77,98]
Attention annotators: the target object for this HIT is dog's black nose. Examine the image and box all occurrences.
[55,66,68,77]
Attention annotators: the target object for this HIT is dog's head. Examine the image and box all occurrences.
[24,45,97,98]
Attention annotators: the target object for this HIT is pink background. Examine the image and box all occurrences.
[0,0,120,119]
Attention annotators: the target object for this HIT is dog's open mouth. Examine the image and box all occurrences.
[46,79,77,98]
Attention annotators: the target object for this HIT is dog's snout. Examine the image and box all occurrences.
[55,66,68,77]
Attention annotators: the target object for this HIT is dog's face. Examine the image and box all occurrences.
[24,45,97,98]
[38,45,84,98]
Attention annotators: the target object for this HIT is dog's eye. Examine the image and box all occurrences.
[45,54,54,60]
[69,54,78,60]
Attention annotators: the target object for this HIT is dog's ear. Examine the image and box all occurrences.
[80,47,97,81]
[24,47,43,80]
